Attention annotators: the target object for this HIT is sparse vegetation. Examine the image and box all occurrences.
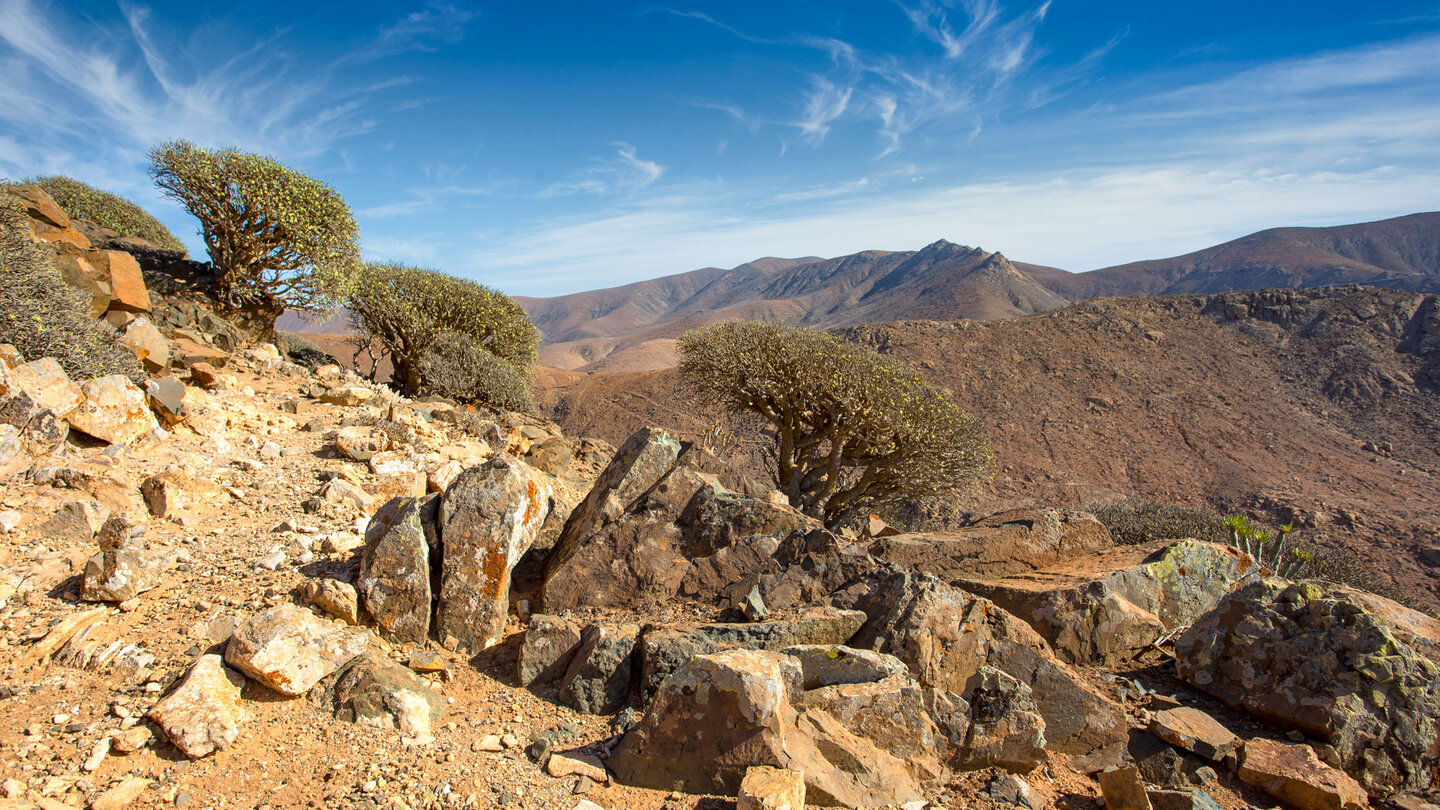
[148,140,359,326]
[27,175,185,251]
[416,330,534,412]
[1085,498,1227,546]
[678,320,993,529]
[0,196,143,383]
[1223,514,1312,579]
[346,262,538,410]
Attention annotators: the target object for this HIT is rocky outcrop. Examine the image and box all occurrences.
[543,436,810,612]
[557,623,638,714]
[846,569,1128,758]
[1238,738,1369,810]
[1177,579,1440,797]
[962,539,1249,664]
[436,457,552,653]
[358,496,436,645]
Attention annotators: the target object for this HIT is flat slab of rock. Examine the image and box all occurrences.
[961,539,1248,665]
[224,603,368,696]
[147,654,247,758]
[436,457,551,653]
[871,506,1114,581]
[1239,738,1368,810]
[783,645,908,690]
[1098,766,1153,810]
[637,608,867,703]
[1149,707,1239,762]
[1177,579,1440,797]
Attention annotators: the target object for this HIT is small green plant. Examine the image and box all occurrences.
[1224,514,1311,578]
[27,175,185,251]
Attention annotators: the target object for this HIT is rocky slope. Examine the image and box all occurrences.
[4,184,1440,810]
[534,286,1440,610]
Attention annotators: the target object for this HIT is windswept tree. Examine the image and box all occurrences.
[148,140,359,330]
[346,262,538,409]
[678,320,993,529]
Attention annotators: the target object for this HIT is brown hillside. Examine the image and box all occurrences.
[534,286,1440,609]
[1052,211,1440,299]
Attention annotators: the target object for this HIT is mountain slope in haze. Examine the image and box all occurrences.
[522,241,1069,371]
[1050,212,1440,300]
[533,286,1440,609]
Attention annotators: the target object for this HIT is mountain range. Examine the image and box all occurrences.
[509,211,1440,372]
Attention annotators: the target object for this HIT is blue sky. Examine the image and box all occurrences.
[1,1,1438,296]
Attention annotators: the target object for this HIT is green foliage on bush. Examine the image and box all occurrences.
[417,330,534,412]
[0,196,143,383]
[678,320,993,529]
[346,262,538,408]
[1084,498,1228,546]
[28,175,185,251]
[148,140,359,320]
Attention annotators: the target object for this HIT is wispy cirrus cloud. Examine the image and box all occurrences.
[335,2,478,66]
[540,143,666,198]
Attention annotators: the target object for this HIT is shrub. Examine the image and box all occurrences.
[678,320,993,529]
[1083,498,1227,546]
[28,175,185,251]
[0,196,143,383]
[416,330,534,412]
[148,140,359,326]
[346,262,538,399]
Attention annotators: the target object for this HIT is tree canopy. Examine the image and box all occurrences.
[148,140,359,322]
[678,320,993,529]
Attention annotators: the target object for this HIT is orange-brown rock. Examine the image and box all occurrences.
[5,183,70,227]
[90,250,150,313]
[1239,739,1368,810]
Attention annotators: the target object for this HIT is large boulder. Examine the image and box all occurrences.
[517,614,584,687]
[147,654,247,759]
[89,250,151,313]
[357,496,437,645]
[68,375,159,446]
[961,539,1249,664]
[557,623,639,714]
[224,604,368,696]
[846,569,1128,758]
[52,247,113,318]
[435,457,552,653]
[869,507,1114,581]
[609,649,924,808]
[1239,738,1369,810]
[1176,579,1440,797]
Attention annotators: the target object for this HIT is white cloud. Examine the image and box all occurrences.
[540,143,666,198]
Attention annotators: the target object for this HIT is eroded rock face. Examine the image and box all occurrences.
[847,569,1127,758]
[869,507,1115,581]
[224,603,368,696]
[962,540,1250,665]
[435,457,552,653]
[1176,579,1440,797]
[147,654,247,759]
[358,497,436,645]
